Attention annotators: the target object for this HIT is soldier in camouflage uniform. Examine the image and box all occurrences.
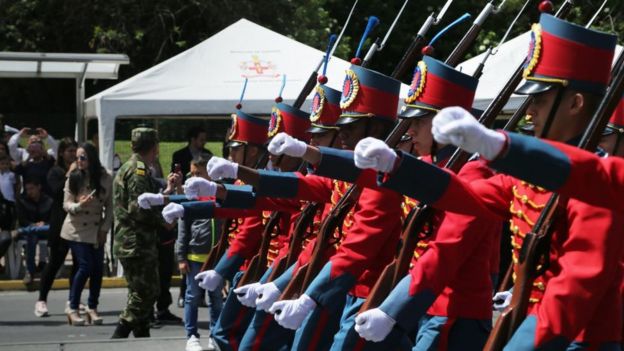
[112,128,167,338]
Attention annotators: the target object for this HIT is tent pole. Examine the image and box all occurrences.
[75,63,88,142]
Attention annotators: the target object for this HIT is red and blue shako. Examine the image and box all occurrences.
[268,102,311,142]
[401,55,478,119]
[517,13,617,95]
[309,84,342,133]
[338,64,401,125]
[228,110,270,147]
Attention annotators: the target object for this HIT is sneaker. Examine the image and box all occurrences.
[34,301,49,317]
[186,336,203,351]
[206,337,217,350]
[156,309,183,324]
[23,272,33,285]
[177,296,185,308]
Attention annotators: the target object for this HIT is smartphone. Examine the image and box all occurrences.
[27,128,37,135]
[173,163,182,174]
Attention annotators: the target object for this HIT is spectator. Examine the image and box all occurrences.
[0,154,18,266]
[154,167,183,325]
[177,157,222,351]
[15,177,53,284]
[62,143,113,326]
[14,138,55,196]
[8,128,58,163]
[172,126,212,179]
[34,138,78,318]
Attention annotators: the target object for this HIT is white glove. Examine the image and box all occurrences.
[354,308,396,342]
[269,294,316,330]
[234,282,262,308]
[162,203,184,224]
[183,177,217,198]
[432,106,506,160]
[267,132,307,157]
[207,157,238,180]
[255,283,281,312]
[194,270,223,292]
[137,193,164,209]
[493,290,513,312]
[354,137,398,173]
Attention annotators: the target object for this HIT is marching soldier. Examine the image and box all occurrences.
[112,127,167,338]
[354,14,623,350]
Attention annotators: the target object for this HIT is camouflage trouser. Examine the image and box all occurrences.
[119,257,160,329]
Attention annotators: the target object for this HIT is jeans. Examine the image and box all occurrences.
[17,225,49,274]
[68,241,104,310]
[39,238,77,302]
[185,260,224,338]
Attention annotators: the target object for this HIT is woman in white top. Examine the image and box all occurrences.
[61,143,112,326]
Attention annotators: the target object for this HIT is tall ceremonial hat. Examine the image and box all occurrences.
[516,13,617,95]
[309,34,342,134]
[267,75,312,142]
[603,95,624,136]
[228,78,269,147]
[337,16,401,126]
[400,55,478,118]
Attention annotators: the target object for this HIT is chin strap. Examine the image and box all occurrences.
[539,86,565,140]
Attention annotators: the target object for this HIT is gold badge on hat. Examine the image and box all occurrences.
[310,85,326,123]
[340,69,360,109]
[405,61,427,104]
[523,23,542,78]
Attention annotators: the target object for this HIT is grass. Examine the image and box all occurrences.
[114,141,223,174]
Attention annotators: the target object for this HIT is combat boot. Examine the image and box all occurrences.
[132,324,151,338]
[111,319,132,339]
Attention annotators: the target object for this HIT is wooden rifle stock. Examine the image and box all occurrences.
[280,263,309,300]
[236,211,283,287]
[201,219,233,272]
[484,196,559,351]
[267,202,321,282]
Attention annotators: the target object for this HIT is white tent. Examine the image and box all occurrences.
[86,18,410,170]
[458,32,623,113]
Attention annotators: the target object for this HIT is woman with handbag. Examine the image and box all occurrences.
[61,143,112,326]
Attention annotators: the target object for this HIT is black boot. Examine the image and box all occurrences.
[132,324,151,338]
[111,319,132,339]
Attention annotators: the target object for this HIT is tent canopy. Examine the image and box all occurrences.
[457,32,623,113]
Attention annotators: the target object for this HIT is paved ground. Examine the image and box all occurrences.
[0,288,213,351]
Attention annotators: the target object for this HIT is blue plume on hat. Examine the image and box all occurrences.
[354,16,380,60]
[429,13,471,47]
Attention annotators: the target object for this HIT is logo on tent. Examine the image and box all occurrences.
[239,55,279,78]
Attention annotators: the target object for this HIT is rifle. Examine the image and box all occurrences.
[236,211,282,287]
[200,219,233,271]
[267,202,321,282]
[360,0,515,313]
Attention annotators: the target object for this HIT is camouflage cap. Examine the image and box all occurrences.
[131,127,159,144]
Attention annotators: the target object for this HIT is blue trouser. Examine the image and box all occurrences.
[291,296,346,351]
[238,309,294,351]
[17,225,49,274]
[238,266,293,351]
[212,271,256,351]
[505,315,622,351]
[185,260,224,338]
[330,294,413,351]
[413,315,491,351]
[67,241,104,310]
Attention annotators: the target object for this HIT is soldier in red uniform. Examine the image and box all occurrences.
[353,14,623,350]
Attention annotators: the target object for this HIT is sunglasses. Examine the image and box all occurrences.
[78,155,88,161]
